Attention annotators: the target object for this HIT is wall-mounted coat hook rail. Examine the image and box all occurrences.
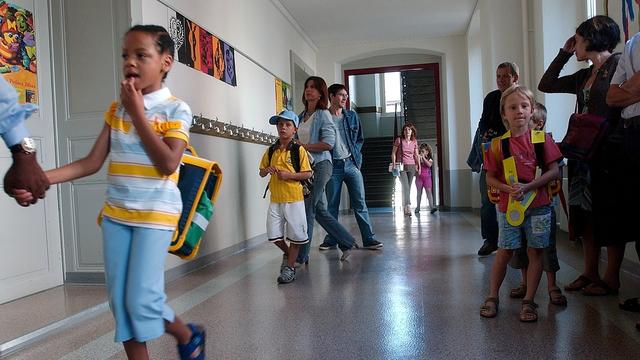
[190,115,278,145]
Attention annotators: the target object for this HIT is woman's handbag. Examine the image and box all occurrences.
[559,113,609,161]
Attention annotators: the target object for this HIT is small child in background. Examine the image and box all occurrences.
[259,110,312,284]
[479,86,562,322]
[415,142,437,214]
[507,102,567,306]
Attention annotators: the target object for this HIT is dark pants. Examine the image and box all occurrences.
[479,171,498,246]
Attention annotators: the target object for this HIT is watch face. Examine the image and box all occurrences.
[22,137,36,152]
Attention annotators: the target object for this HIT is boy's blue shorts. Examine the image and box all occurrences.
[497,205,552,250]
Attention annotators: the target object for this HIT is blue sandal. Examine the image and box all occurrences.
[178,323,206,360]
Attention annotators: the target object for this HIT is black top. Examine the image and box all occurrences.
[538,49,620,118]
[478,89,506,141]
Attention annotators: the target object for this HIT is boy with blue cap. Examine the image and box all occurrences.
[259,109,313,283]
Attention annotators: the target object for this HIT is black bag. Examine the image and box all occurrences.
[263,140,313,198]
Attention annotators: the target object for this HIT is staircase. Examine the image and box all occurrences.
[361,136,395,208]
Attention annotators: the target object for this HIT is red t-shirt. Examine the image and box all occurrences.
[483,131,562,213]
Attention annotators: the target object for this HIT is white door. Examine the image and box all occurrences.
[50,0,130,282]
[0,0,62,304]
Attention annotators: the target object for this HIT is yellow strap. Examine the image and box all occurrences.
[531,130,545,143]
[506,189,538,226]
[500,129,545,226]
[503,156,518,185]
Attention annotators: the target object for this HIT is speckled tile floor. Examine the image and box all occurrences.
[3,209,640,359]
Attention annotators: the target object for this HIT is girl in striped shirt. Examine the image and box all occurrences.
[43,25,205,360]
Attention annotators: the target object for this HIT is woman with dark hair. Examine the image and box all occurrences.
[538,15,623,296]
[391,122,420,216]
[295,76,356,265]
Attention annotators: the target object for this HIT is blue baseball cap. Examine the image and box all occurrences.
[269,109,299,128]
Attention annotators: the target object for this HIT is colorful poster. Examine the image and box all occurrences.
[212,36,224,80]
[198,29,213,76]
[223,43,236,86]
[275,78,292,113]
[0,1,37,104]
[168,10,237,86]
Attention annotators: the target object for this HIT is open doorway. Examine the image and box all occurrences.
[290,51,313,114]
[344,63,443,211]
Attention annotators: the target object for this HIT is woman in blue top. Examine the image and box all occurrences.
[295,76,356,264]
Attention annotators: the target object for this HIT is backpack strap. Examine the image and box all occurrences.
[263,141,280,199]
[262,140,301,199]
[531,130,546,169]
[289,142,301,173]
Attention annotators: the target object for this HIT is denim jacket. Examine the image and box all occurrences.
[335,108,364,168]
[298,109,336,164]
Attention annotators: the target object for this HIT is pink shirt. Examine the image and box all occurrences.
[483,131,562,213]
[394,137,417,165]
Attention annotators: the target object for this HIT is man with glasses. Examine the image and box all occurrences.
[317,83,383,251]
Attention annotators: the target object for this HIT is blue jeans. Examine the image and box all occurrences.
[297,160,356,262]
[322,157,378,247]
[479,171,498,246]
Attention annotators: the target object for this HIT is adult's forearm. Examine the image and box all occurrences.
[303,142,332,152]
[607,84,640,107]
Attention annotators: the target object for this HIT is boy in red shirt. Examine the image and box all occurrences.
[479,85,562,322]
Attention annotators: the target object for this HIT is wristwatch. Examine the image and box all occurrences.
[9,137,36,155]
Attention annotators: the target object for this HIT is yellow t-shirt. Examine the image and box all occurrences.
[259,144,312,203]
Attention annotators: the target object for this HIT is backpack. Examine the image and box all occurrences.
[169,146,223,259]
[485,131,562,204]
[262,140,313,199]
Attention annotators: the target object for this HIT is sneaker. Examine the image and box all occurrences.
[319,242,337,250]
[363,240,383,250]
[277,266,296,284]
[340,249,351,261]
[177,323,205,360]
[477,242,498,256]
[414,208,420,214]
[430,207,438,214]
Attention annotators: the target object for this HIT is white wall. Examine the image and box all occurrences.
[531,0,588,140]
[316,37,470,207]
[131,0,317,267]
[318,40,469,169]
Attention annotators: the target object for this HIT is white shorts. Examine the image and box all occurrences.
[266,201,308,244]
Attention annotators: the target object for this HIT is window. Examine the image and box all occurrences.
[384,72,402,113]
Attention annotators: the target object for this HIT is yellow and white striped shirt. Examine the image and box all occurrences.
[101,87,192,230]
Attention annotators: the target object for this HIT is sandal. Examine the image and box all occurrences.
[582,281,619,296]
[519,300,538,322]
[509,284,527,299]
[564,275,594,291]
[549,288,568,306]
[480,297,499,318]
[619,297,640,313]
[177,323,206,360]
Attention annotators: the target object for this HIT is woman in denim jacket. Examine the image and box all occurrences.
[295,76,357,264]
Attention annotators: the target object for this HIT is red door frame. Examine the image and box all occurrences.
[343,63,444,207]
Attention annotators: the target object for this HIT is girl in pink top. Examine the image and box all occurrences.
[391,122,420,216]
[415,142,437,214]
